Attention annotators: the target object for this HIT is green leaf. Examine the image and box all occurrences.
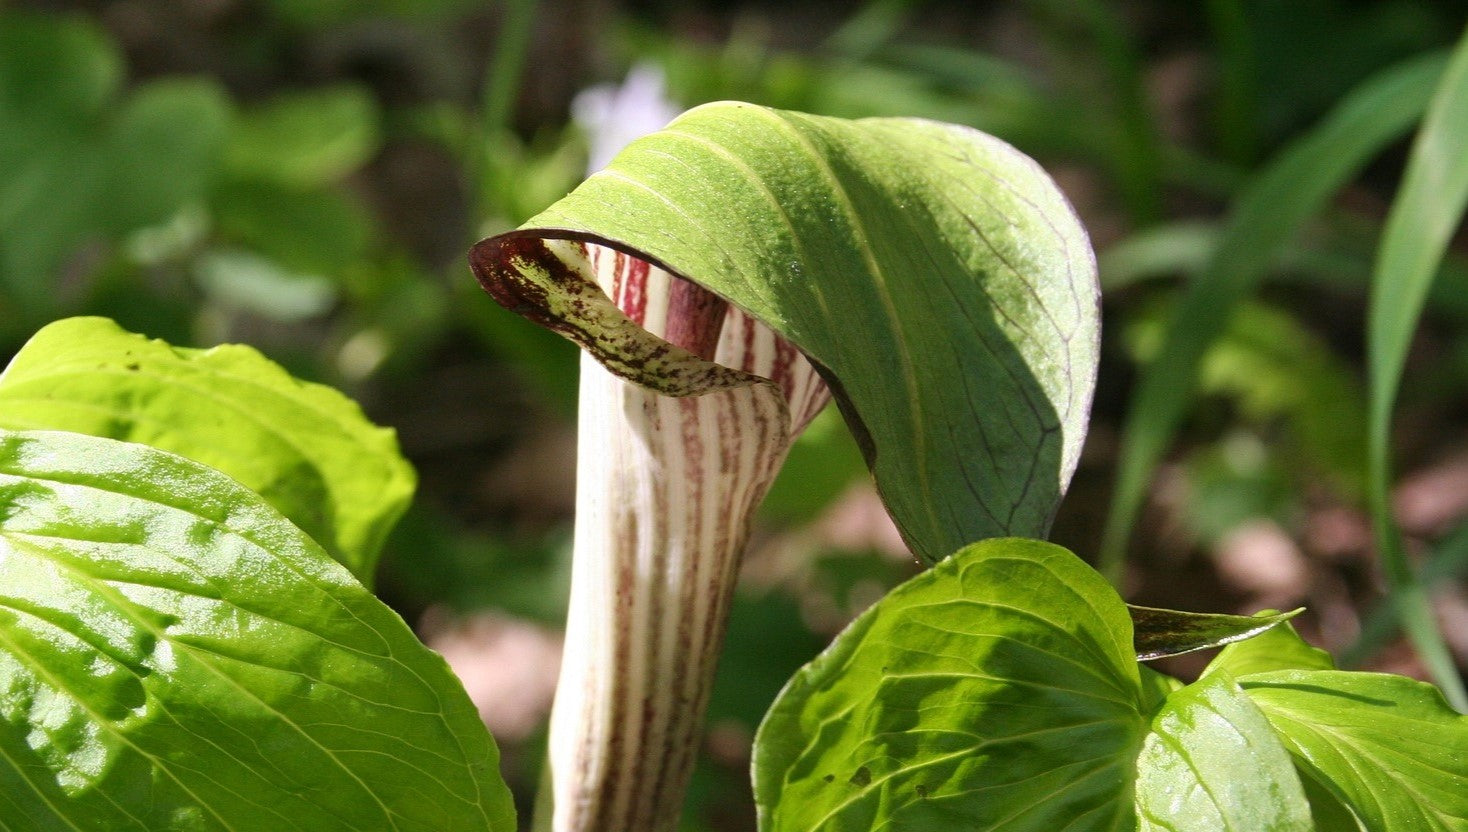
[1365,26,1468,710]
[1129,605,1301,661]
[1299,770,1367,831]
[471,102,1099,562]
[1125,298,1369,496]
[759,405,868,523]
[212,180,373,275]
[224,86,380,189]
[1139,665,1185,714]
[1205,618,1335,678]
[0,429,513,830]
[1242,670,1468,831]
[0,15,228,323]
[1100,49,1450,580]
[0,317,414,581]
[1135,673,1312,831]
[0,11,121,129]
[753,538,1144,831]
[102,78,232,233]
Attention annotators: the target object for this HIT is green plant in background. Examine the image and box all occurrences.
[1100,21,1468,709]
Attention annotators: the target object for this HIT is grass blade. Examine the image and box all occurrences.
[1365,26,1468,710]
[1099,50,1448,583]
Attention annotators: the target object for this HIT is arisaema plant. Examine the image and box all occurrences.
[0,101,1463,832]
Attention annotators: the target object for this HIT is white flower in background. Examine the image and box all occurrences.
[572,63,683,173]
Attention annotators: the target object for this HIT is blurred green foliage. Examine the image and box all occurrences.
[4,0,1468,825]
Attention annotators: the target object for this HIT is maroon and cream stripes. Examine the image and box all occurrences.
[548,242,828,831]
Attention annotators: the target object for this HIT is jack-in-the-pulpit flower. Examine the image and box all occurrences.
[475,235,828,831]
[472,98,1102,831]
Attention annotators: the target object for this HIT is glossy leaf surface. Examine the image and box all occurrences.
[1243,670,1468,831]
[0,317,414,581]
[0,429,514,830]
[1129,605,1299,661]
[472,102,1099,562]
[753,538,1144,831]
[1135,673,1311,831]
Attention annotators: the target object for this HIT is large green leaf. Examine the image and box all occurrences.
[0,429,513,830]
[1242,670,1468,831]
[1365,26,1468,709]
[753,538,1144,831]
[471,102,1098,562]
[0,318,414,581]
[1135,673,1312,831]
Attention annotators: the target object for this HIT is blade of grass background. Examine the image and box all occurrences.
[481,0,538,141]
[1205,0,1259,166]
[471,0,540,225]
[1364,26,1468,711]
[1344,518,1468,668]
[1030,0,1163,224]
[823,0,918,61]
[1098,50,1449,584]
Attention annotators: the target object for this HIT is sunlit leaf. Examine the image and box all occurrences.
[753,538,1144,831]
[0,429,513,830]
[0,318,414,581]
[472,102,1099,563]
[1135,673,1312,831]
[1242,670,1468,831]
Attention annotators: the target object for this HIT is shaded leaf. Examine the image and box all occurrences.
[0,317,413,581]
[1135,673,1312,831]
[753,538,1143,831]
[0,14,227,322]
[1130,605,1300,661]
[1138,664,1185,714]
[1242,670,1468,831]
[0,10,120,128]
[472,102,1099,562]
[0,429,513,830]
